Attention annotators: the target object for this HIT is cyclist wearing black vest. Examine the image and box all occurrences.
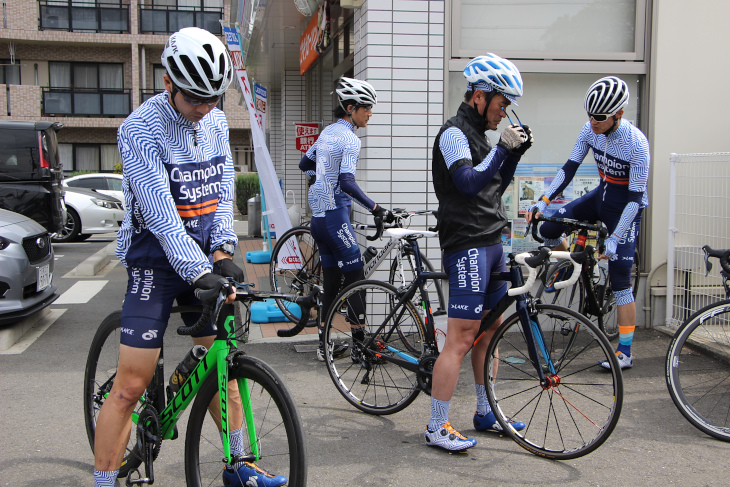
[426,54,533,452]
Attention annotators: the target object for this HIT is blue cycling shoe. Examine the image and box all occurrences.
[222,462,287,487]
[474,411,526,433]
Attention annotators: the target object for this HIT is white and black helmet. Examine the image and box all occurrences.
[584,76,629,115]
[336,77,377,110]
[161,27,234,98]
[464,53,523,105]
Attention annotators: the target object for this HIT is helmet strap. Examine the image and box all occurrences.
[169,83,181,113]
[601,114,620,136]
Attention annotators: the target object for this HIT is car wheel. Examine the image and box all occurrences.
[52,207,81,243]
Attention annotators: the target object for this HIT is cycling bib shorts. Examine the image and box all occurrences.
[443,243,508,320]
[540,188,642,292]
[120,267,216,349]
[310,206,363,272]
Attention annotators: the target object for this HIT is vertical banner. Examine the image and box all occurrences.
[254,83,267,132]
[223,25,300,269]
[295,122,319,153]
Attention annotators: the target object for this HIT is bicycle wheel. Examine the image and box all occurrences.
[83,311,143,478]
[485,304,623,459]
[665,299,730,442]
[185,355,307,486]
[388,247,447,316]
[270,226,322,325]
[323,280,426,415]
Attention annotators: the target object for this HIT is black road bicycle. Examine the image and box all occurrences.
[317,225,623,460]
[83,281,318,486]
[666,245,730,442]
[530,215,640,341]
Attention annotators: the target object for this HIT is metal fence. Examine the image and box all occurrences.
[666,152,730,326]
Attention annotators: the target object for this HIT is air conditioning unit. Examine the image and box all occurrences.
[294,0,319,16]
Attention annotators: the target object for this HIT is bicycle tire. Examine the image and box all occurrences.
[185,355,308,486]
[485,303,623,459]
[83,311,143,478]
[269,226,322,325]
[388,248,446,317]
[322,280,426,415]
[665,299,730,442]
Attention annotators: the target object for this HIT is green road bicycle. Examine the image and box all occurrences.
[83,280,318,486]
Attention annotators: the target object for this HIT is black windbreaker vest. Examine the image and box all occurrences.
[432,102,508,254]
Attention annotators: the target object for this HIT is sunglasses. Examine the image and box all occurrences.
[356,104,373,111]
[173,84,220,107]
[588,113,613,122]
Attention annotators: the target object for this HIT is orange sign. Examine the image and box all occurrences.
[299,12,320,75]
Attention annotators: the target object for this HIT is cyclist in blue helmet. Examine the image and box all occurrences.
[426,54,533,452]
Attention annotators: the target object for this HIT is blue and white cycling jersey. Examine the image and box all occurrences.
[115,92,236,283]
[305,118,361,217]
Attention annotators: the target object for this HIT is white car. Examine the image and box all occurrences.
[53,187,124,243]
[64,173,124,206]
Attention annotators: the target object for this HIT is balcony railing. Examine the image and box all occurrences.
[138,4,222,35]
[39,1,129,33]
[42,88,131,117]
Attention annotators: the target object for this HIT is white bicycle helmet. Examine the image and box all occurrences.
[584,76,629,115]
[463,53,523,104]
[336,77,377,110]
[161,27,234,98]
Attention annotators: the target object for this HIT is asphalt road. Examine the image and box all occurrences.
[1,237,729,486]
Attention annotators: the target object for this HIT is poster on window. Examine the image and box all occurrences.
[502,179,517,220]
[511,220,541,253]
[501,221,513,256]
[517,177,544,216]
[570,177,601,200]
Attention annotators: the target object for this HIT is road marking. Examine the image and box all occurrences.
[54,280,108,304]
[0,308,66,355]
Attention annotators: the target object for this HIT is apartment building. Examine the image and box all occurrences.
[0,0,253,174]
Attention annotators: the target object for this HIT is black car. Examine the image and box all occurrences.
[0,121,65,234]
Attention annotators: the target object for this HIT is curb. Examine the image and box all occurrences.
[75,242,115,277]
[0,307,51,351]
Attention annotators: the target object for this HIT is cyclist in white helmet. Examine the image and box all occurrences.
[427,53,533,452]
[526,76,650,371]
[299,76,394,362]
[93,28,285,487]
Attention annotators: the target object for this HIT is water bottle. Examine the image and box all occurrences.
[168,345,207,395]
[363,246,377,264]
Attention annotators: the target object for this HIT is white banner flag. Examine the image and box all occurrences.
[223,25,302,270]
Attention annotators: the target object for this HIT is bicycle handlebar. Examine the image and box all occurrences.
[508,246,592,296]
[177,279,322,337]
[364,208,438,241]
[526,211,609,253]
[702,245,730,275]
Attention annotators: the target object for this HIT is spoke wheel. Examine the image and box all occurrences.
[666,300,730,442]
[486,304,623,459]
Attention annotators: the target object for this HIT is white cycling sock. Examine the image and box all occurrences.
[222,428,247,470]
[475,383,492,416]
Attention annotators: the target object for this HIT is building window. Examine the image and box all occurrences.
[142,64,167,102]
[452,0,647,61]
[59,143,122,173]
[44,62,130,117]
[0,60,21,85]
[139,0,223,34]
[38,0,130,33]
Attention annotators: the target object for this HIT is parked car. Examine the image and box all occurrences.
[53,187,123,243]
[0,209,58,325]
[0,121,65,233]
[64,173,124,207]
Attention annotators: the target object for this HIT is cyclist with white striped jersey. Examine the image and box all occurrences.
[93,28,286,487]
[299,76,394,362]
[526,76,651,370]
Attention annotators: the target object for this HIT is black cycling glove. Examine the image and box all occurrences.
[371,205,395,224]
[194,272,231,294]
[212,258,245,282]
[512,125,534,156]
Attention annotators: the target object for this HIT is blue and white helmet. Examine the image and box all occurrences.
[464,53,523,105]
[584,76,629,115]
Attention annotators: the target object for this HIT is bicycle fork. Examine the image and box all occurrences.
[515,299,558,387]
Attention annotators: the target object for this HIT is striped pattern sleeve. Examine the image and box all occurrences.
[568,123,592,166]
[439,127,472,168]
[629,132,651,194]
[209,121,237,250]
[118,123,211,282]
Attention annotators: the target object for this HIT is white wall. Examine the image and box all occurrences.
[648,0,730,280]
